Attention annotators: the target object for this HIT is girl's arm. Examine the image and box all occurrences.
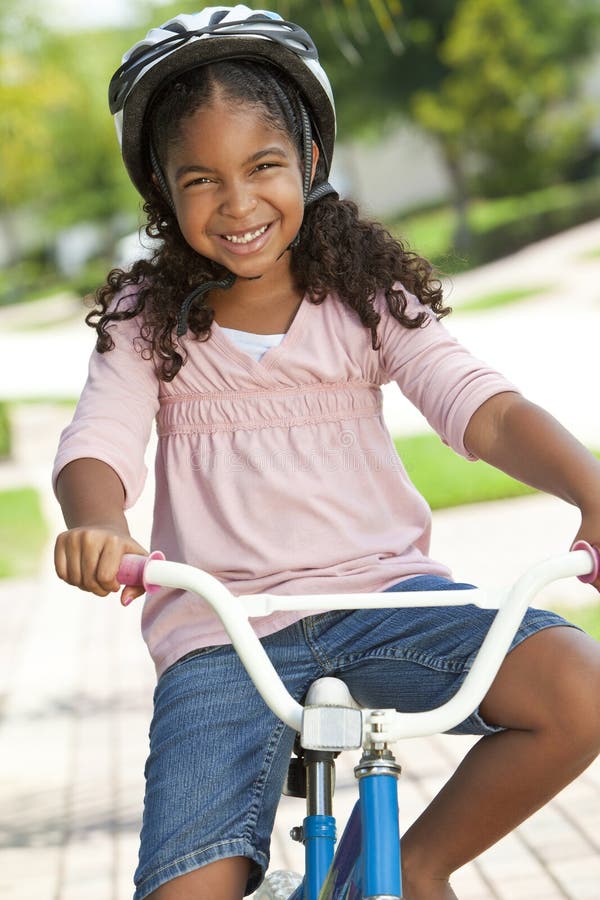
[55,458,148,605]
[464,391,600,588]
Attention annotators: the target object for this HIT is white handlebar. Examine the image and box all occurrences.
[127,548,596,738]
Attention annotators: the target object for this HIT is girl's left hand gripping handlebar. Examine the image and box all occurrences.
[117,551,166,599]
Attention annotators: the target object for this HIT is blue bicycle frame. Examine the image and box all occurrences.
[288,749,403,900]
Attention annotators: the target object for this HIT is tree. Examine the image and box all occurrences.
[0,11,140,266]
[4,0,598,258]
[411,0,600,249]
[1,53,54,209]
[37,28,139,226]
[271,0,456,138]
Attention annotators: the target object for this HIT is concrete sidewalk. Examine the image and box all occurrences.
[1,219,600,898]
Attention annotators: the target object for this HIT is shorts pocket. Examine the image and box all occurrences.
[159,645,222,680]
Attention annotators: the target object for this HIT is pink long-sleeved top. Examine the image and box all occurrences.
[53,288,517,676]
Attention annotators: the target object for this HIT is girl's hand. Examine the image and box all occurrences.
[54,527,149,606]
[573,509,600,593]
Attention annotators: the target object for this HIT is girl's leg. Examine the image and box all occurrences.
[134,621,319,900]
[147,857,251,900]
[400,626,600,900]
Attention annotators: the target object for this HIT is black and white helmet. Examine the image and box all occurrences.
[108,6,337,202]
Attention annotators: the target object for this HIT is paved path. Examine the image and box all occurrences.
[1,220,600,898]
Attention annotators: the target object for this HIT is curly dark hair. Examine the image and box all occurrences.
[88,59,450,381]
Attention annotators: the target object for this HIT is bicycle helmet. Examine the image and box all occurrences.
[108,6,337,204]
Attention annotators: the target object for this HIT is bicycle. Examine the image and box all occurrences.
[118,541,600,900]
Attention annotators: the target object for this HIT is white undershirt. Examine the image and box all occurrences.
[220,326,285,361]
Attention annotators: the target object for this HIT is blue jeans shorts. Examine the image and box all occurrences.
[133,575,572,898]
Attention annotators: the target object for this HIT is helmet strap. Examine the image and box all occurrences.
[282,97,312,252]
[298,99,313,202]
[150,142,177,214]
[176,271,237,337]
[286,99,338,251]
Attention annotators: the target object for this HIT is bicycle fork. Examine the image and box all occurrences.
[355,750,403,900]
[292,748,403,900]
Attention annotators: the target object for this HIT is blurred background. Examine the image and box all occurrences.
[4,0,600,580]
[4,0,600,311]
[2,2,600,897]
[3,0,600,550]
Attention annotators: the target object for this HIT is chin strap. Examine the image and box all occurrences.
[176,272,237,337]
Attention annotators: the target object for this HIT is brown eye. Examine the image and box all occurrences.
[183,177,211,189]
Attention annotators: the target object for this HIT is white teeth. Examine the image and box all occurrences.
[223,224,268,244]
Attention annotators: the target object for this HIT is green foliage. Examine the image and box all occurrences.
[466,179,600,266]
[1,14,140,228]
[37,29,140,227]
[2,0,599,251]
[411,0,600,197]
[1,40,69,209]
[272,0,454,138]
[0,258,57,306]
[0,487,48,578]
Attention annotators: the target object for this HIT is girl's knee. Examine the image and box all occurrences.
[530,627,600,754]
[146,857,251,899]
[482,626,600,746]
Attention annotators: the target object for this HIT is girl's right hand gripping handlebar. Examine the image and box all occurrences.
[118,550,166,601]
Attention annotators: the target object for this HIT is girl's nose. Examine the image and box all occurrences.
[220,180,257,218]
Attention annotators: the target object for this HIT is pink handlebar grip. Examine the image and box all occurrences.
[117,550,166,594]
[572,541,600,583]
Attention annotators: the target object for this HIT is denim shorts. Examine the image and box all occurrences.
[133,575,572,898]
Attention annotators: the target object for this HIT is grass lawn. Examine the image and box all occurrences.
[580,246,600,260]
[396,433,600,640]
[557,604,600,640]
[0,488,49,578]
[390,178,600,273]
[453,284,550,314]
[395,432,600,511]
[394,433,538,510]
[0,402,10,457]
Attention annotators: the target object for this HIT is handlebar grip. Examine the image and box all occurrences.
[117,551,166,593]
[572,540,600,583]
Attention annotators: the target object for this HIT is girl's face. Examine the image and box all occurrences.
[164,97,318,280]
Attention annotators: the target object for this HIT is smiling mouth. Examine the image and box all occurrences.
[221,224,270,245]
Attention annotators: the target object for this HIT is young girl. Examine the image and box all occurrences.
[53,8,600,899]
